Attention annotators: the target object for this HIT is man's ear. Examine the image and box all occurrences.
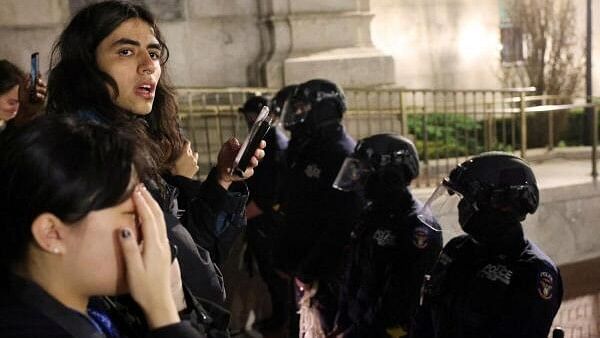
[30,213,66,255]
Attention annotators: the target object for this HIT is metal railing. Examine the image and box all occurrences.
[176,87,598,186]
[177,87,276,171]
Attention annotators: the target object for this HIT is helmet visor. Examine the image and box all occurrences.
[281,98,311,129]
[333,157,371,192]
[417,183,462,232]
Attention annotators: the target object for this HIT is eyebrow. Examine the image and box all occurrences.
[111,38,162,50]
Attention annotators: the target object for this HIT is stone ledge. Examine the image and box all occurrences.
[289,1,358,13]
[288,12,373,52]
[284,48,394,87]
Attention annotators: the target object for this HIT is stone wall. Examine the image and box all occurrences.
[526,182,600,266]
[2,1,596,92]
[369,0,600,96]
[0,0,393,88]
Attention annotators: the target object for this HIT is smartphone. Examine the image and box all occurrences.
[233,106,272,177]
[29,52,39,102]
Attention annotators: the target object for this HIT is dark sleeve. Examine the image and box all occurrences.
[163,174,203,204]
[410,237,463,338]
[166,168,248,266]
[148,321,207,338]
[165,212,226,305]
[381,263,426,331]
[380,224,442,331]
[246,129,287,215]
[490,263,563,338]
[409,301,435,338]
[334,231,361,331]
[247,147,284,213]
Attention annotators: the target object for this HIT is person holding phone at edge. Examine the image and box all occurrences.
[0,59,47,131]
[0,115,209,338]
[46,0,265,312]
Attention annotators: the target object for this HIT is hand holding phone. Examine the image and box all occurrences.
[233,106,272,177]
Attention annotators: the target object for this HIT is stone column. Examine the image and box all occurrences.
[258,0,394,88]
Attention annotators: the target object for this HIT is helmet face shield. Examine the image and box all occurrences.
[417,183,463,232]
[333,157,372,192]
[281,98,311,129]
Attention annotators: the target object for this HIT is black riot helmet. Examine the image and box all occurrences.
[238,95,269,128]
[333,133,419,197]
[440,152,539,228]
[270,84,297,118]
[281,79,346,131]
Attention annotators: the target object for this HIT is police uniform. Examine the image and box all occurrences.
[336,199,442,338]
[278,123,361,333]
[413,228,562,338]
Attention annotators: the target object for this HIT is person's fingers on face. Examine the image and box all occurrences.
[139,185,167,244]
[193,152,199,163]
[133,185,160,247]
[118,227,144,281]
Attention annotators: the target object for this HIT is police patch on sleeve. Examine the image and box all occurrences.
[537,271,554,300]
[304,163,321,179]
[373,229,396,247]
[412,227,429,249]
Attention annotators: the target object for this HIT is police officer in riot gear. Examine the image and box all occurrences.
[331,133,442,338]
[412,152,563,338]
[238,95,290,332]
[270,84,297,121]
[276,79,362,335]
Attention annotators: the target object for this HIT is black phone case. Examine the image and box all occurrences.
[233,120,271,177]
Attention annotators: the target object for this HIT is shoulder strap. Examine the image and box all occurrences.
[182,283,231,338]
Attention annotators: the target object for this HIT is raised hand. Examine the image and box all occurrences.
[216,137,266,190]
[118,184,179,329]
[171,140,199,179]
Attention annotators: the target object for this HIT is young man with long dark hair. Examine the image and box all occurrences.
[47,0,264,306]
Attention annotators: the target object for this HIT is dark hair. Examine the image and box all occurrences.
[47,0,183,172]
[0,60,25,95]
[0,115,149,271]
